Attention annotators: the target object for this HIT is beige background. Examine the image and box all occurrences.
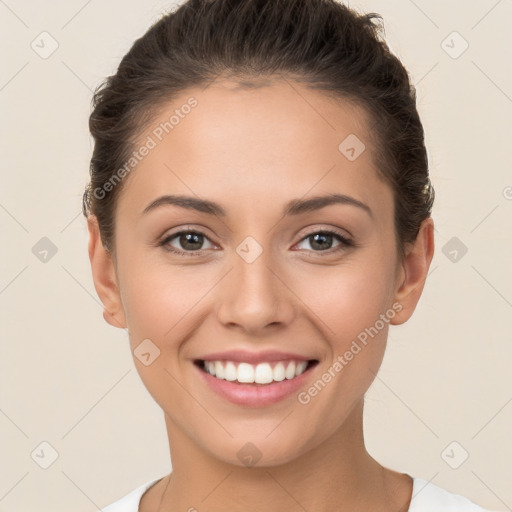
[1,0,511,510]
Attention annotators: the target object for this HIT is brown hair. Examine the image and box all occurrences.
[82,0,434,262]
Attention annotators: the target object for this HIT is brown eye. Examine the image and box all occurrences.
[160,230,215,256]
[295,230,353,255]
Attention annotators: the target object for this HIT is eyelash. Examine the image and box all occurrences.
[158,228,354,258]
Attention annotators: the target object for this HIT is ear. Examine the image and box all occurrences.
[87,215,127,330]
[390,217,435,325]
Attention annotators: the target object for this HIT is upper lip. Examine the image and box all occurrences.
[196,350,317,364]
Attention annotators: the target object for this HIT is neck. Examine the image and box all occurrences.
[154,400,413,512]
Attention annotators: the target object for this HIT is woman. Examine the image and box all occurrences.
[83,0,498,510]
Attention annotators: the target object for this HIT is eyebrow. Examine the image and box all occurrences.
[142,193,373,219]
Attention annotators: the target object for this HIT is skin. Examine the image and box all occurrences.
[87,77,434,511]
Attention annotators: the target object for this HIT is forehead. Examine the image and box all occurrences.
[119,78,392,221]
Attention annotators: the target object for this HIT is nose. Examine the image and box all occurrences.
[216,247,296,335]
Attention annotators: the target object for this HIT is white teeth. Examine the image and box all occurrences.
[295,361,308,376]
[224,361,237,381]
[273,362,286,382]
[285,361,296,380]
[237,362,254,383]
[254,363,273,384]
[214,361,225,379]
[202,359,311,384]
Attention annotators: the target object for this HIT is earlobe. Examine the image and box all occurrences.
[102,308,125,329]
[87,215,127,330]
[390,217,435,326]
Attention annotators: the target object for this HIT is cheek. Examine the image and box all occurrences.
[119,253,213,341]
[116,256,211,408]
[291,263,394,432]
[288,256,395,409]
[291,257,394,345]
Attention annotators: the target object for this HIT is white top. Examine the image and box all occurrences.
[101,474,499,511]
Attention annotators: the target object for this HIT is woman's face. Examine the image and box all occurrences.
[90,78,428,466]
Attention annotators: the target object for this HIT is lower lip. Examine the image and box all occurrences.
[195,362,317,407]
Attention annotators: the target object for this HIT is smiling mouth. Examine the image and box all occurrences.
[194,359,319,385]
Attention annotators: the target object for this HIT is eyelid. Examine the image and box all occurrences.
[299,224,352,242]
[159,224,216,243]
